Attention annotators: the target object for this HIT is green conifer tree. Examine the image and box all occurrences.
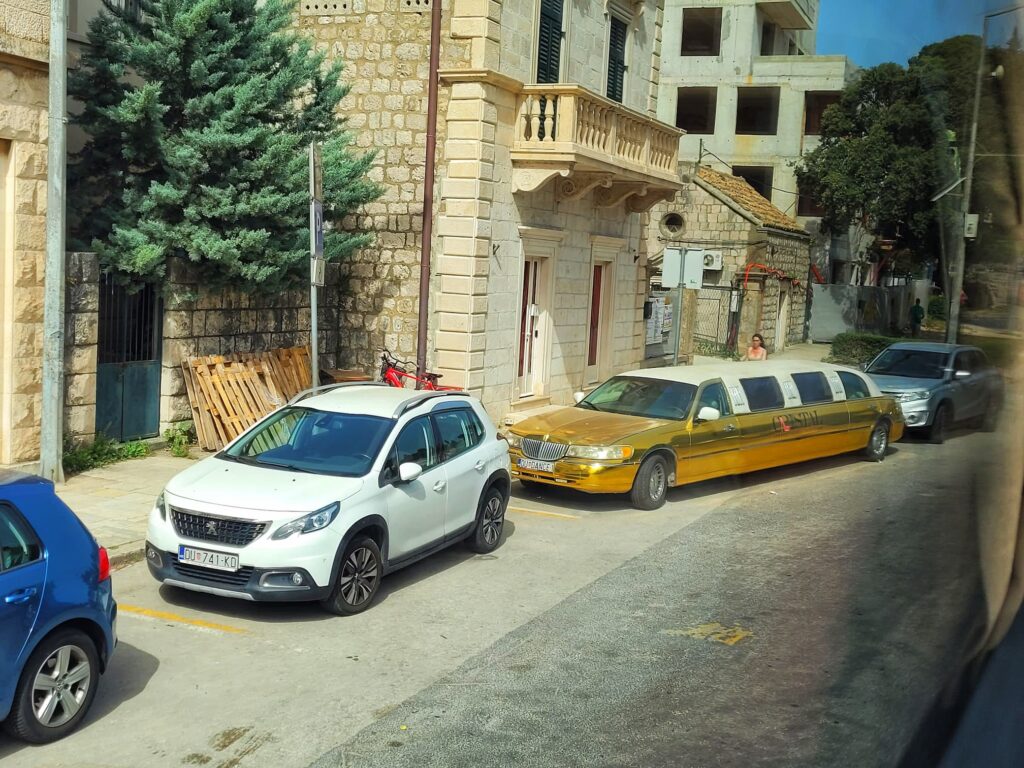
[69,0,379,291]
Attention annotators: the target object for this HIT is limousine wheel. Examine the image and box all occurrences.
[321,536,382,616]
[864,421,890,462]
[631,455,670,510]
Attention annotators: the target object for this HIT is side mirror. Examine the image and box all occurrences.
[573,391,585,404]
[696,406,721,423]
[397,462,423,484]
[955,370,971,380]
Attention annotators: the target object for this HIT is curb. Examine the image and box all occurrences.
[109,543,146,571]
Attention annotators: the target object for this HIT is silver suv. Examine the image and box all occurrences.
[864,342,1002,444]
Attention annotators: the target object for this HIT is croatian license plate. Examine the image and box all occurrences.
[178,545,239,572]
[518,458,555,473]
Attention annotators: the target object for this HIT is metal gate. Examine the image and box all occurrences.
[96,277,163,441]
[693,285,737,357]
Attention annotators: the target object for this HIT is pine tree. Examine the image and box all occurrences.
[69,0,380,291]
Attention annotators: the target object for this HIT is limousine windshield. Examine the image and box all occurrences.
[578,376,697,420]
[867,349,947,379]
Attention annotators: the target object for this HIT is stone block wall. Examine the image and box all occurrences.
[0,58,49,467]
[63,252,99,448]
[297,0,471,371]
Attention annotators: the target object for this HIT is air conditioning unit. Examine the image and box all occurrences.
[703,251,724,271]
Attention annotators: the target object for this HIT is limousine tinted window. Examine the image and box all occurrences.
[740,377,784,411]
[792,372,833,405]
[580,376,697,420]
[838,371,871,400]
[696,381,732,416]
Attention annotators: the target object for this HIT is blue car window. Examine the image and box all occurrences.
[0,504,42,572]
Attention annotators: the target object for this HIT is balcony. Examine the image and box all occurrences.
[511,85,683,212]
[757,0,817,30]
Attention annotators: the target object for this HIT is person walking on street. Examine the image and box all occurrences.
[742,334,768,361]
[910,298,925,338]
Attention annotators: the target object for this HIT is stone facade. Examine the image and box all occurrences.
[63,252,99,448]
[0,41,49,466]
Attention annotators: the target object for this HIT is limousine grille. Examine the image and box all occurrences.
[522,438,569,462]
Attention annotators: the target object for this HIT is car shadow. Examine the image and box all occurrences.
[0,641,158,758]
[153,521,518,622]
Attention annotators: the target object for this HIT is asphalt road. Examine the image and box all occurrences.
[0,430,997,767]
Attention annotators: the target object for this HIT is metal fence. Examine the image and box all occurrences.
[694,286,736,356]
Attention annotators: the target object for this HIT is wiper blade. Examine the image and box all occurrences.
[256,459,317,473]
[576,401,599,411]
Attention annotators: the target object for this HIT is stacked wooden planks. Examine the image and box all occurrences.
[181,347,313,451]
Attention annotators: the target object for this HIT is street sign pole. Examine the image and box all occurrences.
[309,143,324,385]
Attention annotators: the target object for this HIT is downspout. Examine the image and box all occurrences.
[415,0,443,388]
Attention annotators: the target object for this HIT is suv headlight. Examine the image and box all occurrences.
[271,502,341,540]
[896,390,931,403]
[502,433,523,450]
[155,491,167,520]
[565,445,634,461]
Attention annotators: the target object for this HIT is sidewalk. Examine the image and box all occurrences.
[57,452,196,565]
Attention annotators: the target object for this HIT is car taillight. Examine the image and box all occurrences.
[98,546,110,582]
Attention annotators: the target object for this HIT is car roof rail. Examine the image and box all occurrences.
[392,390,470,418]
[288,381,390,406]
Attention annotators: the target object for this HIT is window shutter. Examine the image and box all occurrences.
[537,0,564,84]
[607,16,627,103]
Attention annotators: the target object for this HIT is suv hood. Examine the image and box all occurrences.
[165,456,364,514]
[866,373,944,394]
[511,406,667,446]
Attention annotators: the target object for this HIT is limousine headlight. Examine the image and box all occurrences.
[502,433,523,450]
[566,445,635,461]
[896,390,932,403]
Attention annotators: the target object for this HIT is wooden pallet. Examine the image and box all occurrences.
[180,347,313,451]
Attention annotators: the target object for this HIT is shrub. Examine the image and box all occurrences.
[63,434,150,475]
[164,423,195,458]
[826,332,901,366]
[928,295,946,320]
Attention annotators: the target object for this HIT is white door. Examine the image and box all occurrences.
[775,285,791,352]
[380,416,447,559]
[518,259,542,397]
[431,408,489,534]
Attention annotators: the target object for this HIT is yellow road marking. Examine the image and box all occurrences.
[662,622,753,646]
[506,506,581,521]
[120,604,248,635]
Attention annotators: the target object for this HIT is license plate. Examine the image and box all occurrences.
[518,458,555,473]
[178,545,239,572]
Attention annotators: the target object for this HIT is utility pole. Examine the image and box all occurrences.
[309,142,324,386]
[39,0,67,483]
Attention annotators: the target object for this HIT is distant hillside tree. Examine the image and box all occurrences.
[69,0,380,291]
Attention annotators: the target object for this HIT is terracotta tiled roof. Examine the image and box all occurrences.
[695,166,806,234]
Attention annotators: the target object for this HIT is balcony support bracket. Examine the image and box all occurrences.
[512,165,573,195]
[595,182,648,209]
[556,172,616,202]
[626,186,679,213]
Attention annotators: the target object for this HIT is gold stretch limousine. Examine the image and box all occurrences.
[505,361,905,509]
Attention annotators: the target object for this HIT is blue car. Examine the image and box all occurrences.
[0,470,116,743]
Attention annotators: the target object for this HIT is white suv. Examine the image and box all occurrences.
[145,384,510,614]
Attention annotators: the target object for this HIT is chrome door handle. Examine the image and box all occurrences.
[433,481,446,492]
[474,460,485,471]
[724,424,737,432]
[4,588,37,605]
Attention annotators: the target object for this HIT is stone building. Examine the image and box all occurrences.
[303,0,684,421]
[649,164,811,355]
[1,1,51,467]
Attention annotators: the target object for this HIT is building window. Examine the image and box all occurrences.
[537,0,564,84]
[732,166,774,201]
[760,21,776,55]
[804,91,841,135]
[675,87,717,134]
[681,7,722,56]
[735,86,781,135]
[607,15,628,103]
[797,194,826,218]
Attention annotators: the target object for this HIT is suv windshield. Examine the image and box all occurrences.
[579,376,697,420]
[220,407,393,477]
[867,349,948,380]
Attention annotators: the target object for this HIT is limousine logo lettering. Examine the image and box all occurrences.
[776,411,822,433]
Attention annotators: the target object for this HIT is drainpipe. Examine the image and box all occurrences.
[415,0,442,388]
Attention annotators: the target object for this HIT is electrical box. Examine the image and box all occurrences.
[964,213,979,239]
[681,249,704,289]
[662,248,704,289]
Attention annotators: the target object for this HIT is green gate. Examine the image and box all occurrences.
[95,277,162,441]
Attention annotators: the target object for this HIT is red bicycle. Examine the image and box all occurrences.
[379,349,460,391]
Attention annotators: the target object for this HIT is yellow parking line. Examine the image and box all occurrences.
[507,506,581,521]
[119,604,248,635]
